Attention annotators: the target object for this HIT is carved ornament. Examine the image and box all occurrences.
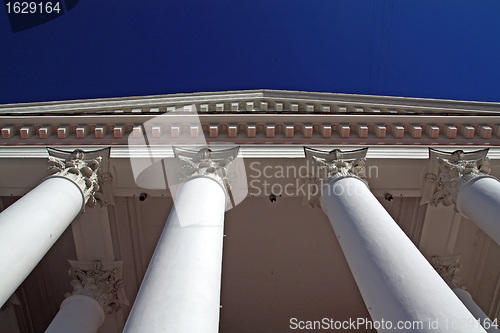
[66,260,128,314]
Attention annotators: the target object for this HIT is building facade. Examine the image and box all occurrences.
[1,90,500,332]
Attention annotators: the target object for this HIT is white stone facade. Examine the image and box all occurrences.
[1,90,500,332]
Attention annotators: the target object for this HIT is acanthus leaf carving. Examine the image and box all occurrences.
[430,255,464,289]
[172,146,241,208]
[176,147,236,186]
[47,149,109,208]
[66,260,128,314]
[303,147,368,208]
[426,150,491,207]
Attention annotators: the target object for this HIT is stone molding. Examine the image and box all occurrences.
[303,147,368,207]
[425,149,491,207]
[66,260,128,314]
[1,118,500,145]
[47,148,111,208]
[4,145,500,160]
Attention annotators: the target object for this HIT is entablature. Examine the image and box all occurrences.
[2,90,500,145]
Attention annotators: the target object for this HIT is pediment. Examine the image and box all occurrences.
[1,89,500,116]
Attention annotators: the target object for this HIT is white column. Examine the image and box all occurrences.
[0,149,107,308]
[124,147,239,333]
[46,295,104,333]
[305,148,486,333]
[46,260,127,333]
[426,149,500,246]
[453,288,500,333]
[456,176,500,245]
[431,256,500,333]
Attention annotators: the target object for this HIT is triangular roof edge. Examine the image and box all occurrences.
[1,89,500,115]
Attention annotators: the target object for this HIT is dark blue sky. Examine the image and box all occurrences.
[1,1,500,104]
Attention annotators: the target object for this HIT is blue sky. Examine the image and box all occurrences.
[1,1,500,104]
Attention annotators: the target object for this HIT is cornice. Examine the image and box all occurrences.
[1,91,500,147]
[1,114,500,146]
[1,89,500,115]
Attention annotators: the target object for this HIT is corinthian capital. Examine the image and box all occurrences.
[171,146,239,205]
[303,147,368,208]
[430,255,464,289]
[174,146,238,183]
[47,148,111,208]
[425,149,491,207]
[66,260,128,314]
[304,147,368,183]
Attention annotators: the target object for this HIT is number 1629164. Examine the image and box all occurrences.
[5,2,62,14]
